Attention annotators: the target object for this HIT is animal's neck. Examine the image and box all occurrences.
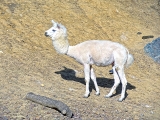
[52,36,69,54]
[66,46,79,59]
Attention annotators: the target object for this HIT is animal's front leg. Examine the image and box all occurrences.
[83,64,91,98]
[90,65,100,96]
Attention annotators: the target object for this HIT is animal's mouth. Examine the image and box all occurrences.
[45,32,49,37]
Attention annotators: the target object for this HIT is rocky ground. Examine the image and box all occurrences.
[0,0,160,119]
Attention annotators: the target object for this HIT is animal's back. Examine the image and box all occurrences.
[69,40,127,66]
[76,40,123,50]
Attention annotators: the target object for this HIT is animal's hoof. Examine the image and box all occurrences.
[83,96,88,98]
[118,98,123,102]
[95,92,100,96]
[83,94,89,98]
[105,94,111,98]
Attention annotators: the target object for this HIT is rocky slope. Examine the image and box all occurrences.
[0,0,160,119]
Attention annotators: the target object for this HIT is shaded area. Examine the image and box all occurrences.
[144,37,160,64]
[55,67,136,99]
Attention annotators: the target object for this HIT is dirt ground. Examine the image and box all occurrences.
[0,0,160,119]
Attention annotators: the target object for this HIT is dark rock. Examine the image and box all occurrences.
[26,92,73,118]
[142,35,154,39]
[137,32,142,35]
[144,37,160,63]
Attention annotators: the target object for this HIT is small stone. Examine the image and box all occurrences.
[134,115,139,120]
[151,111,154,114]
[35,116,41,120]
[137,32,142,35]
[69,88,76,91]
[120,33,128,41]
[145,105,151,108]
[41,84,44,87]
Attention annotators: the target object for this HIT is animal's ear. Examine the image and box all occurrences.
[51,20,56,24]
[57,24,61,29]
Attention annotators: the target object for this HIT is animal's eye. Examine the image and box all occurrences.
[52,30,56,32]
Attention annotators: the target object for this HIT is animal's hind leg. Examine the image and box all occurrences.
[83,64,91,98]
[117,68,127,102]
[90,65,100,96]
[105,66,120,98]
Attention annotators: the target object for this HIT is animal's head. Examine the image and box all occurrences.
[45,20,67,40]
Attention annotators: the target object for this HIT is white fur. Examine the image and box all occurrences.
[45,20,134,102]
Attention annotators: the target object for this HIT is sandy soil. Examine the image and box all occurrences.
[0,0,160,119]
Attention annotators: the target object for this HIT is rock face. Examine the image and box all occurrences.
[144,37,160,64]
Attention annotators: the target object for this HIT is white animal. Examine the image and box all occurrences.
[45,20,134,102]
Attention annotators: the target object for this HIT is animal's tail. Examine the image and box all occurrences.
[125,49,134,68]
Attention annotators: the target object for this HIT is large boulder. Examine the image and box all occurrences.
[144,37,160,64]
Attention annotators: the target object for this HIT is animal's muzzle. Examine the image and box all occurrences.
[45,32,49,37]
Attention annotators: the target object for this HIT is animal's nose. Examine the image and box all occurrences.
[45,32,48,37]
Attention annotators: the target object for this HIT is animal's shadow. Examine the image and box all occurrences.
[55,67,135,99]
